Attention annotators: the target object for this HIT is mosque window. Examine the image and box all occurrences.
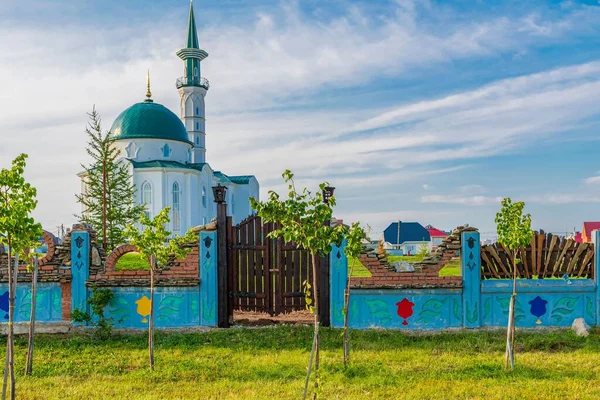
[142,182,152,218]
[196,107,199,115]
[187,149,192,163]
[162,144,171,158]
[202,186,207,208]
[196,122,199,130]
[193,67,198,77]
[195,136,199,145]
[172,182,181,231]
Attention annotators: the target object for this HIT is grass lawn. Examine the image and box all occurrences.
[388,255,462,277]
[9,327,600,399]
[348,257,371,277]
[115,252,150,271]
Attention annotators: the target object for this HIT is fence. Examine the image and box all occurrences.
[330,230,600,330]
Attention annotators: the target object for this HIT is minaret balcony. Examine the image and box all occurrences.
[176,76,210,90]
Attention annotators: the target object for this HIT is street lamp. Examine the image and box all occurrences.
[212,184,227,204]
[322,186,335,204]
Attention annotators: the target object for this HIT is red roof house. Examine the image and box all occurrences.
[425,225,448,246]
[582,222,600,243]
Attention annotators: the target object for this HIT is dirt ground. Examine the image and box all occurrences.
[233,310,314,326]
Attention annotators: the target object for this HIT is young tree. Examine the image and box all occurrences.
[76,107,145,251]
[250,170,346,400]
[495,197,532,370]
[0,154,43,399]
[124,208,196,370]
[23,246,41,376]
[342,222,366,367]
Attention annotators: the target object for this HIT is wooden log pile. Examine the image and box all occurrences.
[481,233,594,279]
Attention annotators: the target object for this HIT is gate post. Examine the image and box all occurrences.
[71,228,90,321]
[319,219,331,327]
[329,240,347,328]
[200,230,218,327]
[213,185,230,328]
[461,231,481,328]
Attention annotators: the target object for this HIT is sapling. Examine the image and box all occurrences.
[342,222,366,367]
[494,198,532,370]
[250,170,345,400]
[0,154,43,399]
[125,207,196,370]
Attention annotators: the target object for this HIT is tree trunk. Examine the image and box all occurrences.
[504,250,517,370]
[343,259,355,367]
[8,253,18,399]
[26,256,39,376]
[101,158,107,251]
[149,255,155,370]
[302,253,320,400]
[2,243,11,400]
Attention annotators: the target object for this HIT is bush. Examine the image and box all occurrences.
[71,286,119,340]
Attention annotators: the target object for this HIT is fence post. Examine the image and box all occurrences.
[329,240,348,328]
[461,231,481,328]
[594,230,600,326]
[319,220,331,327]
[213,185,229,328]
[200,230,218,327]
[70,229,90,320]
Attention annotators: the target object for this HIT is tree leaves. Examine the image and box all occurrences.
[495,198,533,251]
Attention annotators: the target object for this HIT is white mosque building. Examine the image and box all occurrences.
[81,2,259,233]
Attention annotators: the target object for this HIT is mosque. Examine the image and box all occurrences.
[81,2,259,233]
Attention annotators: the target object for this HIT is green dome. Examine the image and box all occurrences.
[110,100,191,144]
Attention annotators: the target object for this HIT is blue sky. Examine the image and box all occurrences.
[1,0,600,240]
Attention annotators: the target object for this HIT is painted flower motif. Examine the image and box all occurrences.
[396,298,415,326]
[135,295,152,323]
[529,296,548,325]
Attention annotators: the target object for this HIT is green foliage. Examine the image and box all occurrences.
[115,252,150,271]
[75,107,146,251]
[71,286,118,340]
[0,154,43,252]
[344,222,366,259]
[495,198,533,251]
[418,243,430,258]
[250,170,346,256]
[124,207,196,269]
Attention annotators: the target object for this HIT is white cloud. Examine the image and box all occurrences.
[421,195,503,206]
[584,176,600,184]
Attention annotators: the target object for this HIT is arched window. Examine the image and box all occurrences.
[202,186,207,208]
[193,67,198,77]
[172,182,181,231]
[162,144,171,158]
[142,182,152,218]
[195,136,199,145]
[195,107,199,115]
[187,149,192,163]
[125,142,137,158]
[196,122,199,130]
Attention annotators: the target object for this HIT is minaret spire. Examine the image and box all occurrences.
[146,69,153,100]
[186,1,199,49]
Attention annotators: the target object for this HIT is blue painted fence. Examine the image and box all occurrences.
[330,230,600,330]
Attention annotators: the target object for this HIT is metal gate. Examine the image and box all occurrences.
[227,215,315,315]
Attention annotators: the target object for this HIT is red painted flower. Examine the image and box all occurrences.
[396,298,415,325]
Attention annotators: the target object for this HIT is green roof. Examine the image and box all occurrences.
[228,175,255,184]
[110,100,192,145]
[213,172,254,185]
[130,160,207,171]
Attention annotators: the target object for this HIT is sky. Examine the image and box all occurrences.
[1,0,600,241]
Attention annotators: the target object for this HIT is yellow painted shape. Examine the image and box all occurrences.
[135,296,151,323]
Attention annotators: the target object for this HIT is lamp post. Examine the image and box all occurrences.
[322,186,335,205]
[212,184,229,328]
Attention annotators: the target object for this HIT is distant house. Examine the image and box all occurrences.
[382,221,431,256]
[425,224,448,247]
[582,222,600,243]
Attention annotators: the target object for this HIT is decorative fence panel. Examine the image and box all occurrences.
[480,233,594,279]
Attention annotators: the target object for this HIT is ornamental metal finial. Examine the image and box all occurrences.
[146,69,152,99]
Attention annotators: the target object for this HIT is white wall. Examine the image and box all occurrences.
[114,138,192,164]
